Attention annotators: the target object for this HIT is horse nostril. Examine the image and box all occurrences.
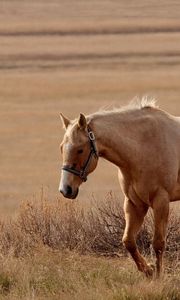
[66,185,72,196]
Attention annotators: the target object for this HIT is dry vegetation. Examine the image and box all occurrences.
[0,192,179,261]
[0,247,179,300]
[0,194,179,299]
[0,0,180,299]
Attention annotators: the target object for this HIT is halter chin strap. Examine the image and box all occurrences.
[62,126,98,182]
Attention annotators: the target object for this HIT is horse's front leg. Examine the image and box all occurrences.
[152,189,169,277]
[122,197,154,277]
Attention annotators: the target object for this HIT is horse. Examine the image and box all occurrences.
[59,98,180,277]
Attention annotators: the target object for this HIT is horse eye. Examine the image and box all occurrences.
[77,149,83,154]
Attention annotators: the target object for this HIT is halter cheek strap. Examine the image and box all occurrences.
[62,126,98,182]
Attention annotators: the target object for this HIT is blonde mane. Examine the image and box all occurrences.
[126,96,157,110]
[91,96,157,118]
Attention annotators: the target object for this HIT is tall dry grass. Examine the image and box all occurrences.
[0,192,179,264]
[0,193,179,299]
[0,248,179,300]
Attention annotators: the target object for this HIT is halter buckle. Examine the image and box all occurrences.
[88,131,95,141]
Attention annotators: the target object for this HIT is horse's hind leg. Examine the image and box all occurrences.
[122,197,153,277]
[152,189,169,277]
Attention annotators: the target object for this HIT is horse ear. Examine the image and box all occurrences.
[60,113,70,130]
[78,113,87,130]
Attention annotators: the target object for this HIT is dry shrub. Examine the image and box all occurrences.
[0,192,179,261]
[85,193,125,256]
[166,210,180,263]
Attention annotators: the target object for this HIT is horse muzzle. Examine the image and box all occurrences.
[60,185,79,199]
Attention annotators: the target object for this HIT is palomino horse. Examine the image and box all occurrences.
[59,99,180,277]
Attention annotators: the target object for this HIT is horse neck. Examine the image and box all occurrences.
[89,112,139,168]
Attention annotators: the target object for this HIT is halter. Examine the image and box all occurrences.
[62,126,98,182]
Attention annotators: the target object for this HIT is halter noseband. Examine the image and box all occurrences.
[62,126,98,182]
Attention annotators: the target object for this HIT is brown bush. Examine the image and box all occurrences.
[166,210,180,264]
[0,193,179,261]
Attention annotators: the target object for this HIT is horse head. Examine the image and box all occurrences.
[59,113,98,199]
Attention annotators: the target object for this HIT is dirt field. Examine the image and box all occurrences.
[1,0,180,214]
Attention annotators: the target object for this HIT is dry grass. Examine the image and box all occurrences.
[0,193,179,262]
[0,248,179,300]
[0,194,179,299]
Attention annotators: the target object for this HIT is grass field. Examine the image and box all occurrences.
[1,0,180,212]
[0,248,179,300]
[0,1,180,299]
[0,196,178,300]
